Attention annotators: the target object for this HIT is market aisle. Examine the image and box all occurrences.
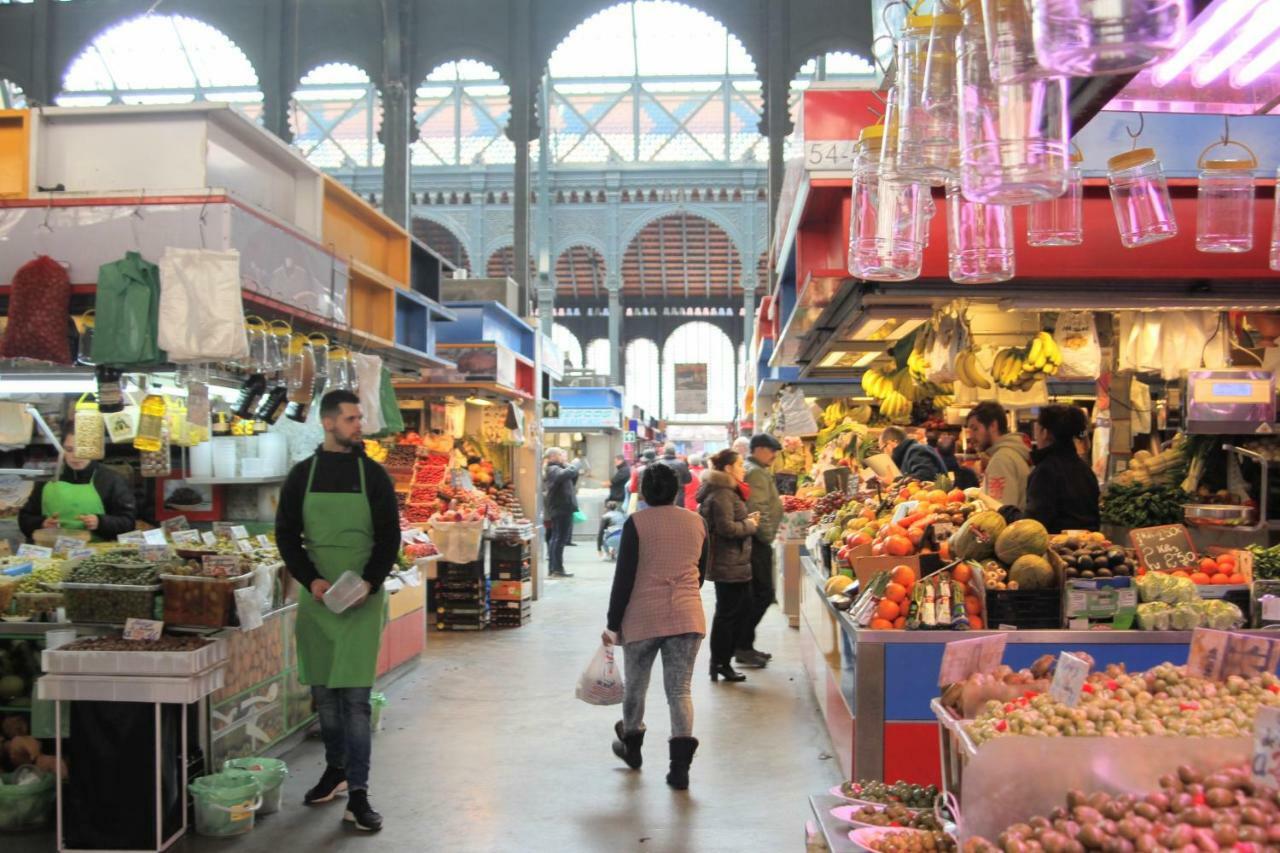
[182,546,834,852]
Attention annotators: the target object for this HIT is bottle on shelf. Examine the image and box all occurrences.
[133,393,167,453]
[255,382,289,425]
[232,373,267,420]
[95,365,125,414]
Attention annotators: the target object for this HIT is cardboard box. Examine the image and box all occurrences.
[491,580,533,601]
[852,552,943,589]
[387,580,426,620]
[1064,578,1137,629]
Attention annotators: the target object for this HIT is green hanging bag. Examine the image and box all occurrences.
[376,367,404,436]
[92,252,166,366]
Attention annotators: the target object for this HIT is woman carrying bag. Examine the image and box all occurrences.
[603,464,709,790]
[697,449,759,684]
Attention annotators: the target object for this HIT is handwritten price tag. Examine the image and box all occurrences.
[1188,628,1280,681]
[68,547,94,560]
[202,555,241,578]
[119,531,147,545]
[54,536,84,555]
[139,544,171,562]
[123,618,164,641]
[161,515,190,533]
[230,525,249,540]
[937,633,1007,687]
[1050,652,1091,708]
[142,528,167,546]
[17,544,52,558]
[201,531,218,547]
[1252,706,1280,790]
[256,534,271,548]
[171,529,202,546]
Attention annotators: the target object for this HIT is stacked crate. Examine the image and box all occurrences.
[490,538,532,628]
[434,543,490,631]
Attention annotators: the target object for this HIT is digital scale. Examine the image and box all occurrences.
[1185,369,1277,434]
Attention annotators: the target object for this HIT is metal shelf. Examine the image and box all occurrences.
[182,476,285,486]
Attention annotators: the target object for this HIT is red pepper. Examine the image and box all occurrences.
[1023,691,1037,700]
[1003,703,1015,713]
[1180,702,1200,711]
[1268,685,1279,694]
[995,720,1008,732]
[1106,679,1120,691]
[1081,683,1095,694]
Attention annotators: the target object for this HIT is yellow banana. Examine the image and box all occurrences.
[1041,332,1063,366]
[1027,333,1045,366]
[966,351,993,390]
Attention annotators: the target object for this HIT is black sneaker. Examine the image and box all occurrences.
[549,571,575,578]
[344,789,383,832]
[303,766,348,805]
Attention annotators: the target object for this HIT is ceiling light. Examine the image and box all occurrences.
[0,378,97,395]
[1198,0,1280,86]
[1233,26,1280,86]
[465,396,494,406]
[1152,0,1265,86]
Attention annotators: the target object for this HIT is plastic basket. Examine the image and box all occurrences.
[43,638,227,677]
[221,758,288,816]
[61,582,160,624]
[37,664,225,703]
[984,588,1062,629]
[161,573,253,628]
[0,769,55,831]
[190,771,262,837]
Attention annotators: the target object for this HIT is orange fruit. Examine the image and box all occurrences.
[892,616,907,630]
[1228,573,1246,584]
[964,596,981,615]
[951,563,972,585]
[1199,557,1218,573]
[890,565,917,587]
[886,535,914,557]
[1212,573,1233,584]
[1171,570,1191,579]
[1189,572,1211,585]
[1217,556,1237,572]
[927,489,948,504]
[870,618,894,630]
[967,616,984,630]
[877,599,901,621]
[884,582,908,603]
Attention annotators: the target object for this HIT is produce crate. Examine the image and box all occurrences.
[36,664,226,703]
[983,588,1063,630]
[490,579,532,601]
[161,573,254,628]
[490,560,531,581]
[61,582,160,624]
[490,540,530,562]
[42,639,227,677]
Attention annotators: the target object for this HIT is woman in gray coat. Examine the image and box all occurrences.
[697,449,759,683]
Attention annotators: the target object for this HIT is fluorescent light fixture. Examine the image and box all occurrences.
[1233,22,1280,86]
[465,396,494,406]
[838,306,932,343]
[1152,0,1265,86]
[1200,0,1280,86]
[0,378,97,394]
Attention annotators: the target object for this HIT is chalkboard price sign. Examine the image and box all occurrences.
[1130,524,1198,573]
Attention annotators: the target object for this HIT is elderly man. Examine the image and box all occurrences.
[658,441,691,486]
[543,448,579,578]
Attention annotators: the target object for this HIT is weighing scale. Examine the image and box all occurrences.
[1185,369,1277,435]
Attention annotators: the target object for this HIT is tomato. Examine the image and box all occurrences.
[1198,557,1218,573]
[872,541,886,557]
[947,489,965,503]
[1228,573,1247,584]
[1189,572,1211,585]
[885,535,914,557]
[1216,556,1237,572]
[1212,573,1233,585]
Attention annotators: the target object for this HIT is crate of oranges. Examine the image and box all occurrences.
[853,563,985,631]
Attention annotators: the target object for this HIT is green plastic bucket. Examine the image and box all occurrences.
[370,692,388,733]
[222,758,288,816]
[0,770,55,832]
[189,770,262,837]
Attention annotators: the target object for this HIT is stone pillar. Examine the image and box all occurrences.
[507,0,536,316]
[763,0,793,242]
[538,274,555,339]
[379,0,411,226]
[607,284,623,386]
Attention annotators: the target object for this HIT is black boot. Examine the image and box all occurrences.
[343,789,383,832]
[666,737,699,790]
[611,720,644,769]
[734,649,769,668]
[303,766,347,805]
[710,661,746,682]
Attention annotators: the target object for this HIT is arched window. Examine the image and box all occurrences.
[546,1,763,164]
[58,15,263,123]
[552,324,583,369]
[414,60,513,167]
[291,63,384,170]
[662,322,736,421]
[0,80,24,108]
[584,338,612,377]
[625,338,661,418]
[785,51,877,159]
[554,244,607,298]
[486,246,537,282]
[622,213,742,298]
[411,218,471,272]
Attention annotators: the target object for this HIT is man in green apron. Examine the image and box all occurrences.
[275,390,401,832]
[18,428,137,541]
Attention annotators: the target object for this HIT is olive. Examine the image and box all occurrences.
[1116,819,1141,841]
[1133,833,1158,853]
[1077,824,1107,849]
[1240,806,1267,827]
[1178,806,1212,828]
[1203,788,1235,809]
[1177,766,1202,786]
[1211,824,1238,847]
[1073,806,1104,825]
[1134,803,1161,822]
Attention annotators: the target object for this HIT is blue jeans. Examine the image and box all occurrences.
[311,686,373,791]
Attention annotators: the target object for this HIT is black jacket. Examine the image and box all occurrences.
[607,462,631,503]
[696,469,754,583]
[659,452,692,486]
[1025,443,1101,534]
[892,438,948,482]
[275,446,401,593]
[543,462,578,515]
[19,461,137,540]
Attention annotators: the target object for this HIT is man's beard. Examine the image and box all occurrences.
[335,432,363,450]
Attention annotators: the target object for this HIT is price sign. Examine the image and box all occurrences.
[937,633,1007,687]
[123,618,164,641]
[119,531,147,545]
[142,528,167,546]
[230,525,249,540]
[202,555,241,578]
[1130,524,1198,574]
[1252,706,1280,790]
[201,531,218,547]
[68,547,94,560]
[256,534,272,548]
[139,544,171,562]
[212,522,235,541]
[237,539,254,554]
[161,516,190,534]
[1049,652,1091,708]
[17,544,52,558]
[1188,628,1280,680]
[54,536,84,555]
[171,529,202,546]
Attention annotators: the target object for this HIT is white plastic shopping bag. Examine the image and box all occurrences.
[1052,311,1101,379]
[575,643,624,706]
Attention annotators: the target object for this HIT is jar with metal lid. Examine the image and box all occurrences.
[1026,146,1084,246]
[1196,141,1256,254]
[1107,147,1177,248]
[946,181,1015,283]
[893,8,962,185]
[957,0,1069,204]
[849,123,928,282]
[73,394,105,461]
[1032,0,1187,77]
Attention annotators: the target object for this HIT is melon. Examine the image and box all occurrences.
[949,511,1007,561]
[825,575,855,596]
[994,519,1050,564]
[1008,554,1055,590]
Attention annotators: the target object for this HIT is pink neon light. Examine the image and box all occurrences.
[1233,33,1280,85]
[1194,0,1280,86]
[1152,0,1264,86]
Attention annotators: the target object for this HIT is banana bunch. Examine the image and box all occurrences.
[908,328,932,381]
[848,403,873,424]
[1024,331,1063,375]
[821,401,848,429]
[862,366,919,421]
[954,349,992,390]
[992,331,1065,391]
[879,391,912,422]
[861,368,891,399]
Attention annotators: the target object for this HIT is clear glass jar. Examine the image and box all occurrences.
[1271,168,1280,272]
[848,124,928,281]
[893,12,962,185]
[947,182,1016,283]
[1196,149,1256,254]
[981,0,1044,83]
[1027,149,1084,246]
[1032,0,1188,77]
[958,1,1069,204]
[1107,147,1178,248]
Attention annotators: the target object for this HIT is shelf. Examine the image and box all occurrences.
[0,704,33,713]
[183,476,285,486]
[395,381,533,402]
[323,176,410,286]
[348,263,397,343]
[0,109,30,200]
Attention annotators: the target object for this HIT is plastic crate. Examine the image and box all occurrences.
[36,663,226,703]
[984,588,1063,629]
[161,573,253,628]
[42,638,228,677]
[61,582,160,624]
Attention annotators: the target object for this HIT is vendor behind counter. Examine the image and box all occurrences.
[18,429,137,541]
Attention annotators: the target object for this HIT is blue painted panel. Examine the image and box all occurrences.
[883,641,1191,721]
[437,301,535,359]
[551,386,623,409]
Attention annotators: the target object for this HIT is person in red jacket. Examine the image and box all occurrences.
[683,453,704,511]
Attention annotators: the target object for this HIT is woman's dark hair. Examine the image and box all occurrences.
[1038,404,1088,445]
[640,462,680,506]
[709,449,739,471]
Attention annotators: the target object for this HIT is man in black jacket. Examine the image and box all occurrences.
[658,442,691,486]
[607,455,630,504]
[880,426,947,482]
[543,448,579,578]
[19,429,137,541]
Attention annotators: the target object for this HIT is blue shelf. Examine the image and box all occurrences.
[394,289,456,360]
[438,301,536,361]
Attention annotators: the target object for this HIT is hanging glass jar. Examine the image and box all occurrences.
[893,6,963,185]
[848,123,928,281]
[267,320,292,373]
[1032,0,1188,77]
[1270,168,1280,272]
[1196,140,1256,254]
[1107,147,1178,248]
[75,310,95,366]
[73,394,105,461]
[980,0,1045,83]
[946,181,1016,283]
[957,0,1069,205]
[1027,145,1084,246]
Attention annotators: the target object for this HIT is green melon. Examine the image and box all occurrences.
[949,511,1007,561]
[994,519,1050,565]
[1008,554,1055,590]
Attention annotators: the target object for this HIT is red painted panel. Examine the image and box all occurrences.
[883,722,943,788]
[799,90,883,144]
[375,626,392,677]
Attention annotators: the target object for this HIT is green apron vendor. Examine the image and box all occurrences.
[275,390,400,833]
[19,427,137,541]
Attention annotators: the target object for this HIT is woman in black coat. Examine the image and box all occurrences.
[696,449,759,683]
[1025,405,1100,533]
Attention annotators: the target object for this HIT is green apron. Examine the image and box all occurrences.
[295,455,388,688]
[41,473,106,536]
